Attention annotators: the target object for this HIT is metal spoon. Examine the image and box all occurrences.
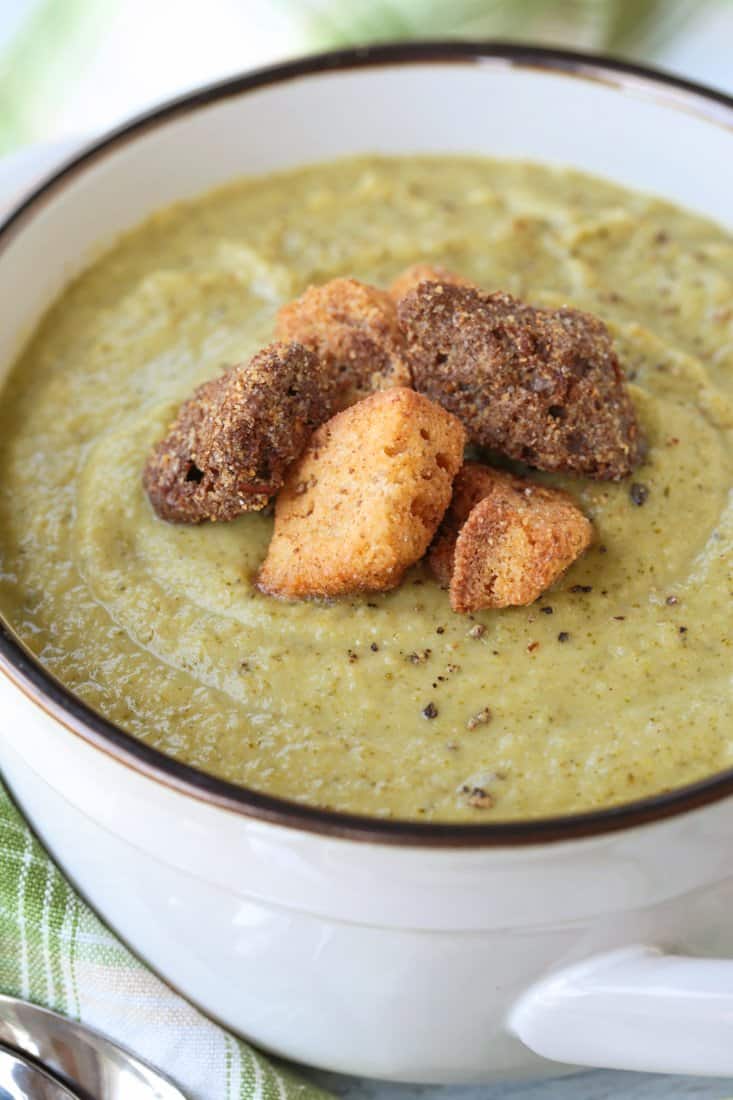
[0,995,186,1100]
[0,1044,82,1100]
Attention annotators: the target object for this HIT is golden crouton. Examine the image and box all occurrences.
[257,388,466,599]
[430,464,505,587]
[389,263,474,302]
[429,464,593,613]
[275,277,411,410]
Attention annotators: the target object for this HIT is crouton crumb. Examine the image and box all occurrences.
[257,388,465,599]
[429,463,593,613]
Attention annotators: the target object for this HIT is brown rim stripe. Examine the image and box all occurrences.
[0,41,732,848]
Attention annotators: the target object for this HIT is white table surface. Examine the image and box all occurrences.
[2,120,732,1100]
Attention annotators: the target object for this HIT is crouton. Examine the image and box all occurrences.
[399,283,644,480]
[389,263,474,302]
[430,463,506,587]
[257,388,466,599]
[429,463,593,613]
[143,342,334,523]
[275,277,411,410]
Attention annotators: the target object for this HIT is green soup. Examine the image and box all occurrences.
[1,155,731,821]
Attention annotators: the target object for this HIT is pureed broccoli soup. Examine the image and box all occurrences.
[0,156,731,821]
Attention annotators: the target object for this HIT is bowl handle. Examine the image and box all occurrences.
[510,944,733,1076]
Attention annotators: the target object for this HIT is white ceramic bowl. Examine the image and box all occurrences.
[1,43,732,1084]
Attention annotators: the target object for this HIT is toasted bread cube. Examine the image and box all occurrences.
[389,263,474,302]
[143,342,333,523]
[258,388,466,599]
[429,464,593,613]
[399,283,644,480]
[430,464,505,587]
[276,277,411,411]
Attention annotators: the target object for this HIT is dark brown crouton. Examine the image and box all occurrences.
[143,342,333,523]
[257,388,466,599]
[389,263,474,302]
[398,283,644,480]
[276,277,411,410]
[429,463,593,612]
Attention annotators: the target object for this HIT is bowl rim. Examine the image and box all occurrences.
[1,40,732,849]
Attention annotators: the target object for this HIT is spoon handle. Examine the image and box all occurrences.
[0,995,186,1100]
[0,1044,81,1100]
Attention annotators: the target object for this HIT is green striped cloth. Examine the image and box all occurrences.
[0,782,330,1100]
